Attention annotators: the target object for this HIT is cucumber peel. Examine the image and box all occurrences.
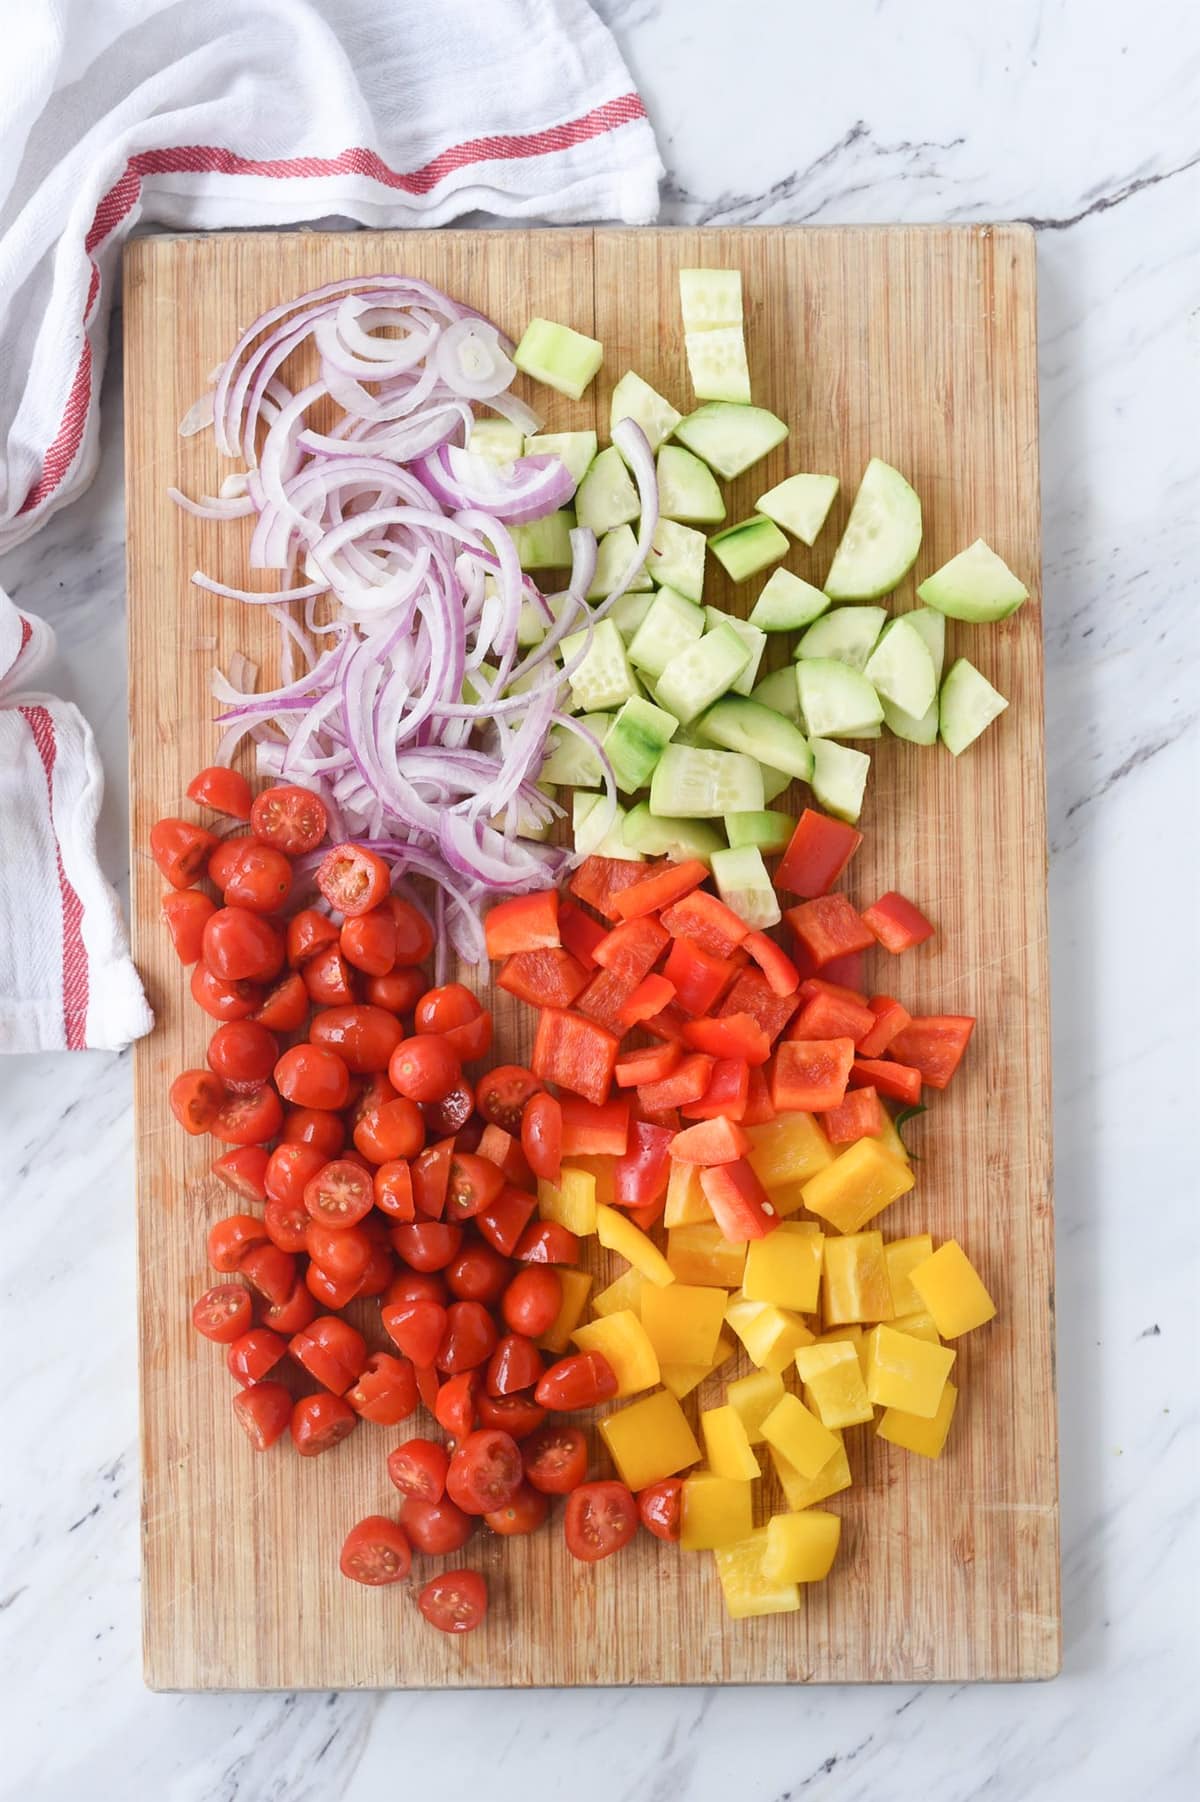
[756,473,839,544]
[724,810,796,854]
[824,458,922,600]
[623,803,724,864]
[918,538,1029,621]
[709,515,790,583]
[697,695,814,782]
[514,318,603,401]
[603,697,680,794]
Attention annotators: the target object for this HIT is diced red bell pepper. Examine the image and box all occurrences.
[819,951,867,992]
[614,1042,681,1089]
[797,974,869,1008]
[672,1105,751,1163]
[498,947,589,1010]
[680,1012,771,1066]
[637,1104,681,1132]
[485,890,560,959]
[613,1121,674,1208]
[608,858,708,921]
[742,930,801,996]
[771,1038,856,1112]
[663,938,739,1017]
[786,895,876,968]
[617,973,677,1027]
[699,1159,777,1242]
[775,808,863,898]
[659,889,748,957]
[569,856,663,921]
[856,994,912,1058]
[476,1124,533,1188]
[821,1085,884,1145]
[642,1003,691,1044]
[559,1097,630,1157]
[576,966,640,1035]
[789,989,877,1043]
[741,1064,776,1126]
[680,1057,750,1124]
[719,968,800,1045]
[861,891,935,954]
[558,900,608,972]
[849,1056,922,1106]
[637,1052,715,1113]
[532,1009,619,1106]
[475,1185,537,1257]
[887,1016,975,1090]
[593,915,669,982]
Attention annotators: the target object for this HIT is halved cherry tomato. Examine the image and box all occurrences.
[389,1035,462,1103]
[415,985,492,1062]
[346,1352,418,1425]
[272,1043,349,1111]
[210,1085,284,1147]
[305,1263,361,1309]
[191,962,263,1021]
[522,1423,588,1495]
[564,1480,638,1562]
[202,907,285,983]
[289,1315,367,1394]
[445,1242,511,1307]
[384,895,435,967]
[520,1090,562,1184]
[417,1569,487,1633]
[486,1334,543,1397]
[212,1144,270,1202]
[286,908,339,968]
[366,967,427,1013]
[250,784,328,856]
[411,1140,453,1220]
[303,1158,374,1228]
[316,843,390,917]
[302,944,358,1006]
[485,1482,548,1536]
[232,1381,292,1450]
[385,1271,448,1309]
[421,1082,475,1138]
[264,1143,325,1209]
[207,1020,278,1092]
[501,1267,562,1338]
[191,1283,252,1344]
[356,1242,394,1297]
[259,1279,317,1335]
[637,1478,683,1542]
[207,835,256,889]
[169,1069,226,1135]
[434,1371,481,1439]
[475,1065,542,1134]
[475,1392,546,1438]
[437,1301,498,1375]
[150,817,219,889]
[310,1004,404,1074]
[387,1437,449,1503]
[446,1429,523,1515]
[340,1515,411,1585]
[306,1220,372,1284]
[354,1096,425,1164]
[513,1221,579,1265]
[534,1351,618,1412]
[444,1153,505,1223]
[161,889,216,964]
[237,1241,297,1306]
[403,1500,474,1557]
[221,842,293,914]
[187,765,254,819]
[225,1327,287,1387]
[251,970,309,1031]
[475,1186,537,1258]
[291,1393,356,1457]
[206,1213,268,1272]
[340,906,397,977]
[282,1107,344,1158]
[373,1158,415,1221]
[382,1299,448,1367]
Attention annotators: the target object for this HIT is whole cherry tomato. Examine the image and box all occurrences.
[434,1371,480,1439]
[485,1334,543,1397]
[390,1221,463,1272]
[206,1213,268,1272]
[226,1327,287,1387]
[388,1035,462,1104]
[250,784,328,855]
[382,1300,447,1367]
[637,1478,683,1543]
[475,1393,546,1439]
[475,1065,541,1134]
[522,1423,588,1495]
[316,843,390,916]
[373,1159,415,1221]
[340,907,396,976]
[416,1569,487,1634]
[534,1351,618,1412]
[339,1515,411,1585]
[365,967,427,1013]
[286,908,339,968]
[207,1020,278,1091]
[387,1437,449,1503]
[484,1482,548,1537]
[436,1301,498,1375]
[237,1241,297,1306]
[345,1353,418,1425]
[402,1498,473,1557]
[445,1242,511,1307]
[169,1069,226,1135]
[161,889,216,964]
[232,1381,292,1450]
[186,765,253,819]
[564,1481,638,1563]
[303,1158,374,1228]
[150,817,218,888]
[289,1315,367,1393]
[202,907,285,983]
[501,1267,562,1338]
[251,971,309,1031]
[302,944,357,1006]
[521,1090,562,1184]
[291,1393,357,1457]
[305,1220,372,1284]
[309,1005,404,1074]
[384,895,435,967]
[353,1096,424,1164]
[282,1108,344,1158]
[210,1085,284,1147]
[191,1283,252,1344]
[221,842,293,913]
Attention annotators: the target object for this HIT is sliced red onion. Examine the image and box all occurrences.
[435,320,516,400]
[486,390,543,437]
[178,391,215,437]
[415,446,573,525]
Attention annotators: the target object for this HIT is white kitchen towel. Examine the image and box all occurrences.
[0,0,662,1050]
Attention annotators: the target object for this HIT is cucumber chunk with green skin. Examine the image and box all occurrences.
[810,738,870,823]
[657,446,726,524]
[939,658,1008,755]
[540,713,613,787]
[882,694,939,746]
[469,420,524,466]
[796,605,886,672]
[650,746,764,818]
[918,538,1029,622]
[655,621,752,724]
[706,609,766,695]
[587,525,653,600]
[904,606,946,682]
[864,616,937,718]
[574,793,642,860]
[624,803,725,864]
[607,589,654,642]
[796,659,884,739]
[525,430,598,487]
[627,585,706,680]
[698,696,813,783]
[673,402,789,480]
[724,810,796,854]
[575,445,640,535]
[511,508,576,570]
[749,568,832,633]
[514,318,603,401]
[603,697,680,794]
[685,327,751,404]
[561,618,639,712]
[758,762,793,803]
[679,268,743,331]
[824,458,922,600]
[709,516,790,583]
[751,665,802,722]
[710,846,781,930]
[611,372,682,456]
[755,473,840,545]
[648,518,707,602]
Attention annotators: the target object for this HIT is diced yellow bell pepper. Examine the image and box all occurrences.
[870,1109,911,1169]
[595,1203,675,1286]
[591,1265,644,1319]
[884,1233,934,1317]
[865,1323,955,1417]
[801,1136,915,1234]
[762,1180,812,1219]
[890,1309,941,1343]
[744,1113,834,1189]
[822,1231,892,1325]
[700,1404,761,1480]
[666,1222,747,1288]
[725,1296,814,1373]
[565,1153,616,1206]
[769,1435,853,1510]
[538,1268,593,1353]
[663,1159,712,1227]
[598,1388,701,1490]
[572,1310,659,1397]
[909,1240,997,1337]
[713,1529,801,1619]
[794,1341,873,1428]
[679,1471,754,1549]
[538,1167,597,1236]
[760,1391,841,1478]
[763,1508,842,1583]
[641,1282,728,1366]
[660,1328,735,1400]
[877,1378,958,1459]
[742,1221,823,1312]
[816,1323,868,1375]
[725,1368,785,1444]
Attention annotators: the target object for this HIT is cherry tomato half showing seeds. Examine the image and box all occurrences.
[402,1499,474,1557]
[340,1516,411,1586]
[340,907,397,977]
[501,1267,562,1339]
[417,1569,487,1635]
[210,1085,284,1148]
[445,1429,524,1516]
[286,908,339,969]
[389,1035,462,1104]
[522,1424,588,1495]
[291,1393,357,1457]
[250,784,328,855]
[226,1327,287,1387]
[212,1145,270,1202]
[387,1438,449,1503]
[310,1005,404,1074]
[317,843,390,917]
[169,1069,226,1135]
[444,1153,505,1223]
[534,1351,619,1412]
[161,889,216,964]
[485,1482,549,1537]
[251,971,309,1031]
[150,817,219,889]
[476,1065,542,1134]
[260,1280,317,1336]
[206,1213,268,1272]
[186,765,253,820]
[436,1302,498,1375]
[221,842,293,913]
[303,1158,374,1228]
[207,1020,278,1091]
[191,1283,252,1344]
[564,1481,639,1563]
[232,1381,292,1451]
[637,1478,683,1543]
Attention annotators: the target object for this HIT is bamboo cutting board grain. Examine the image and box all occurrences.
[125,226,1058,1689]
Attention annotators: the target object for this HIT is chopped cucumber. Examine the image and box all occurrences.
[511,508,576,570]
[706,609,766,695]
[627,585,706,680]
[469,419,524,466]
[810,738,870,823]
[514,318,602,401]
[623,803,725,864]
[796,659,884,739]
[574,793,641,859]
[880,607,944,741]
[758,762,793,803]
[525,430,598,487]
[517,596,548,647]
[650,745,764,818]
[756,473,839,545]
[905,606,946,682]
[751,665,802,722]
[724,810,796,854]
[685,326,751,405]
[939,658,1008,755]
[710,846,781,930]
[709,516,789,583]
[575,445,640,535]
[588,524,654,600]
[648,518,706,602]
[697,696,813,783]
[918,538,1029,622]
[674,402,788,480]
[882,694,939,746]
[824,458,922,600]
[611,371,682,456]
[603,697,680,794]
[607,589,654,642]
[561,618,639,712]
[749,568,831,633]
[656,620,751,724]
[863,616,937,718]
[796,605,886,672]
[540,713,613,787]
[657,446,726,524]
[679,268,743,331]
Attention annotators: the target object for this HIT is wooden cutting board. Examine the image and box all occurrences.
[125,226,1058,1690]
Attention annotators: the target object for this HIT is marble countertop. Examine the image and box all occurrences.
[2,0,1196,1796]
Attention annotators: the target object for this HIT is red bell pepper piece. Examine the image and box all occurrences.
[819,951,867,992]
[642,1002,691,1044]
[741,1064,776,1126]
[788,989,877,1043]
[569,856,663,921]
[680,1057,751,1124]
[797,974,869,1009]
[670,1112,751,1164]
[475,1185,537,1257]
[558,900,608,972]
[699,1159,777,1242]
[887,1016,975,1090]
[617,973,677,1027]
[776,808,863,898]
[659,889,748,957]
[576,966,640,1035]
[637,1104,681,1132]
[613,1121,674,1208]
[861,891,935,954]
[856,995,912,1058]
[614,1042,681,1089]
[786,895,876,968]
[637,1052,715,1113]
[559,1097,630,1158]
[593,915,669,982]
[719,969,800,1045]
[771,1038,856,1112]
[532,1009,619,1106]
[821,1085,883,1145]
[485,890,560,959]
[498,947,588,1010]
[849,1056,922,1106]
[663,938,739,1016]
[741,930,801,996]
[608,858,708,921]
[680,1012,771,1066]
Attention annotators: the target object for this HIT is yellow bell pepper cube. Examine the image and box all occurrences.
[660,1328,735,1400]
[794,1341,873,1428]
[909,1240,997,1337]
[595,1203,675,1286]
[713,1529,801,1619]
[822,1231,892,1324]
[572,1310,659,1397]
[742,1221,823,1312]
[763,1508,842,1583]
[700,1404,761,1480]
[725,1296,814,1373]
[877,1378,958,1459]
[641,1281,728,1366]
[816,1323,868,1375]
[744,1112,834,1190]
[865,1323,955,1417]
[598,1388,701,1490]
[760,1391,841,1479]
[663,1159,712,1227]
[537,1267,593,1353]
[538,1167,597,1236]
[666,1222,747,1288]
[769,1435,853,1510]
[801,1136,915,1234]
[679,1471,754,1549]
[725,1368,784,1444]
[565,1153,616,1206]
[763,1180,812,1219]
[885,1233,934,1317]
[890,1309,941,1344]
[870,1109,911,1168]
[591,1266,643,1319]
